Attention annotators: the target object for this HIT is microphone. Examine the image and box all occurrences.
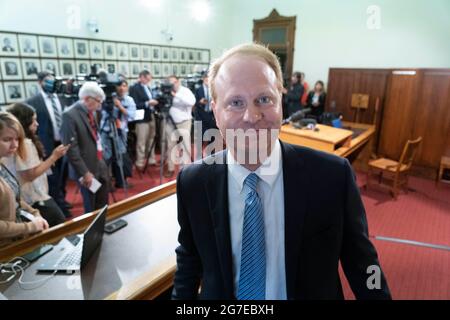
[282,108,311,125]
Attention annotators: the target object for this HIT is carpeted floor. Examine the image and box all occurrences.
[65,162,450,299]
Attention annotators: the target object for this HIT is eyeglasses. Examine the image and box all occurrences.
[89,97,102,104]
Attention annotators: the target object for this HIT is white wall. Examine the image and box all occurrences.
[227,0,450,87]
[0,0,232,59]
[1,0,449,87]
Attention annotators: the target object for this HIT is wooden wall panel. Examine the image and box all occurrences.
[378,70,421,160]
[326,67,450,176]
[413,69,450,167]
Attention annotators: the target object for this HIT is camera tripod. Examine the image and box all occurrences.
[102,109,128,199]
[141,107,192,185]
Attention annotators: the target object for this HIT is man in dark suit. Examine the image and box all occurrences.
[172,43,391,300]
[60,82,109,213]
[26,71,71,217]
[128,70,159,171]
[193,73,217,159]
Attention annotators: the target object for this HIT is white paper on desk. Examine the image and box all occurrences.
[79,177,102,194]
[134,109,145,121]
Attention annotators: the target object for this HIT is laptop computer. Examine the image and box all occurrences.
[37,205,108,273]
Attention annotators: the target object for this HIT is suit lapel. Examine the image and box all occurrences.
[76,103,97,143]
[204,151,234,298]
[280,141,309,300]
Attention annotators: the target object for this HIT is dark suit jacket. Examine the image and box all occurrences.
[26,93,66,157]
[172,141,391,300]
[129,82,152,123]
[60,101,102,178]
[194,86,216,134]
[306,92,327,118]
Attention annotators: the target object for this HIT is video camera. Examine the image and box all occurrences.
[183,69,207,94]
[87,67,123,114]
[152,81,174,113]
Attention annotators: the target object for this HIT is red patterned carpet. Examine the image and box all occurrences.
[66,165,450,300]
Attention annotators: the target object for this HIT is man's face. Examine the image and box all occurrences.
[117,83,128,96]
[203,76,209,86]
[169,77,180,91]
[83,96,102,112]
[211,55,282,164]
[39,75,55,91]
[140,74,151,85]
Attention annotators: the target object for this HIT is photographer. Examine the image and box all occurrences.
[129,70,159,172]
[165,75,196,178]
[100,79,136,188]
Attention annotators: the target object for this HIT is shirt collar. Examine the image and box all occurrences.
[227,139,282,193]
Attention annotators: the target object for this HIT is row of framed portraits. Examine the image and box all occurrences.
[0,57,209,80]
[0,32,210,63]
[0,74,202,106]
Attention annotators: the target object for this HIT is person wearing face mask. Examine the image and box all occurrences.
[25,71,71,218]
[0,112,49,248]
[60,82,109,214]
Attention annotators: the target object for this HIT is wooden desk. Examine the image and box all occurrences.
[0,182,178,300]
[279,121,375,162]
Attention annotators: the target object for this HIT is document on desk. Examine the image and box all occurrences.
[79,177,102,193]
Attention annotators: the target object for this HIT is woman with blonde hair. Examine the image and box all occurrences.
[0,112,49,247]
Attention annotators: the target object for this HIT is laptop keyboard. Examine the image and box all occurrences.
[57,244,82,267]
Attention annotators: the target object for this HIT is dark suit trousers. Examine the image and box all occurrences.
[78,160,109,213]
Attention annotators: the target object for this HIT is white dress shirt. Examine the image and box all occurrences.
[40,90,63,141]
[169,86,196,124]
[227,139,287,300]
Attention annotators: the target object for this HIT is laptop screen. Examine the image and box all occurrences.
[80,205,108,268]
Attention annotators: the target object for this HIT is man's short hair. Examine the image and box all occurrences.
[78,81,106,101]
[37,71,53,82]
[168,75,179,80]
[139,69,151,78]
[208,43,283,101]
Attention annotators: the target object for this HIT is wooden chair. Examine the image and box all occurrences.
[366,137,422,199]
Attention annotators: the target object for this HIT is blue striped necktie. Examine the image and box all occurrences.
[237,173,266,300]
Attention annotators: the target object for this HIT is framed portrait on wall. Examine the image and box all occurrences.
[38,36,57,57]
[180,64,187,76]
[21,59,41,79]
[4,82,25,103]
[18,35,39,57]
[76,60,90,74]
[151,46,161,61]
[196,50,202,63]
[171,48,179,62]
[57,38,74,58]
[25,81,40,98]
[117,43,129,60]
[41,59,59,76]
[141,62,151,72]
[130,62,141,77]
[179,49,187,62]
[104,42,117,60]
[162,63,170,77]
[74,39,89,59]
[188,50,195,62]
[141,45,151,61]
[0,84,5,104]
[60,60,75,77]
[118,62,130,77]
[1,58,22,80]
[0,33,19,56]
[162,47,170,61]
[129,44,140,61]
[171,64,179,76]
[152,63,161,77]
[105,61,118,74]
[90,41,104,59]
[90,61,104,74]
